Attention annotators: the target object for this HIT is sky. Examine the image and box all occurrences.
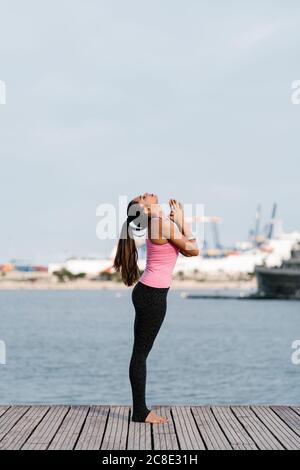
[0,0,299,263]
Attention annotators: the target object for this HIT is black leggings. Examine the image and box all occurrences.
[129,281,170,422]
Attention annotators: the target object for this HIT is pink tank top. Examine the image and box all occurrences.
[139,221,180,288]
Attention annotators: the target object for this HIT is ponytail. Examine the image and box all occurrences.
[113,200,148,286]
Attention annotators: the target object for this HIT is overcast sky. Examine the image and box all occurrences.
[0,0,299,263]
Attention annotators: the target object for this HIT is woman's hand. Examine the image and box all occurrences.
[169,198,184,229]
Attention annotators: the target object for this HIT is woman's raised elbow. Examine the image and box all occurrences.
[185,248,200,257]
[191,249,200,257]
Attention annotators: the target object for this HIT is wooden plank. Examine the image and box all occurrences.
[251,406,300,450]
[127,421,152,450]
[22,406,70,450]
[151,406,179,450]
[0,406,30,443]
[127,409,152,450]
[191,406,232,450]
[290,406,300,424]
[212,406,257,450]
[101,406,129,450]
[48,406,89,450]
[172,406,205,450]
[232,406,284,450]
[75,406,110,450]
[0,406,49,450]
[291,406,300,418]
[271,407,300,438]
[0,406,10,419]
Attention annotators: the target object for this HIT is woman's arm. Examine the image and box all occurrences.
[177,220,198,257]
[161,218,199,257]
[168,199,199,257]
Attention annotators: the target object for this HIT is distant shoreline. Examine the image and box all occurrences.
[0,278,257,291]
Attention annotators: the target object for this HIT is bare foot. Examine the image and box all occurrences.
[145,410,168,424]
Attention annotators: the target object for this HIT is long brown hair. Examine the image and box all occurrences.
[113,199,148,286]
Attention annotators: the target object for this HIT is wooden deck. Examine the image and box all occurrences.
[0,405,300,450]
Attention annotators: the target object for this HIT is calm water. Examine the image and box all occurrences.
[0,289,300,405]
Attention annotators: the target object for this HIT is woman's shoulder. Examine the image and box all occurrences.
[149,216,176,242]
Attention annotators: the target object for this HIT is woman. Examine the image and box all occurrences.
[113,193,199,424]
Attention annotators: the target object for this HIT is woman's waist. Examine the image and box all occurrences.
[139,266,175,284]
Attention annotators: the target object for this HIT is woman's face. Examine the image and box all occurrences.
[133,192,160,216]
